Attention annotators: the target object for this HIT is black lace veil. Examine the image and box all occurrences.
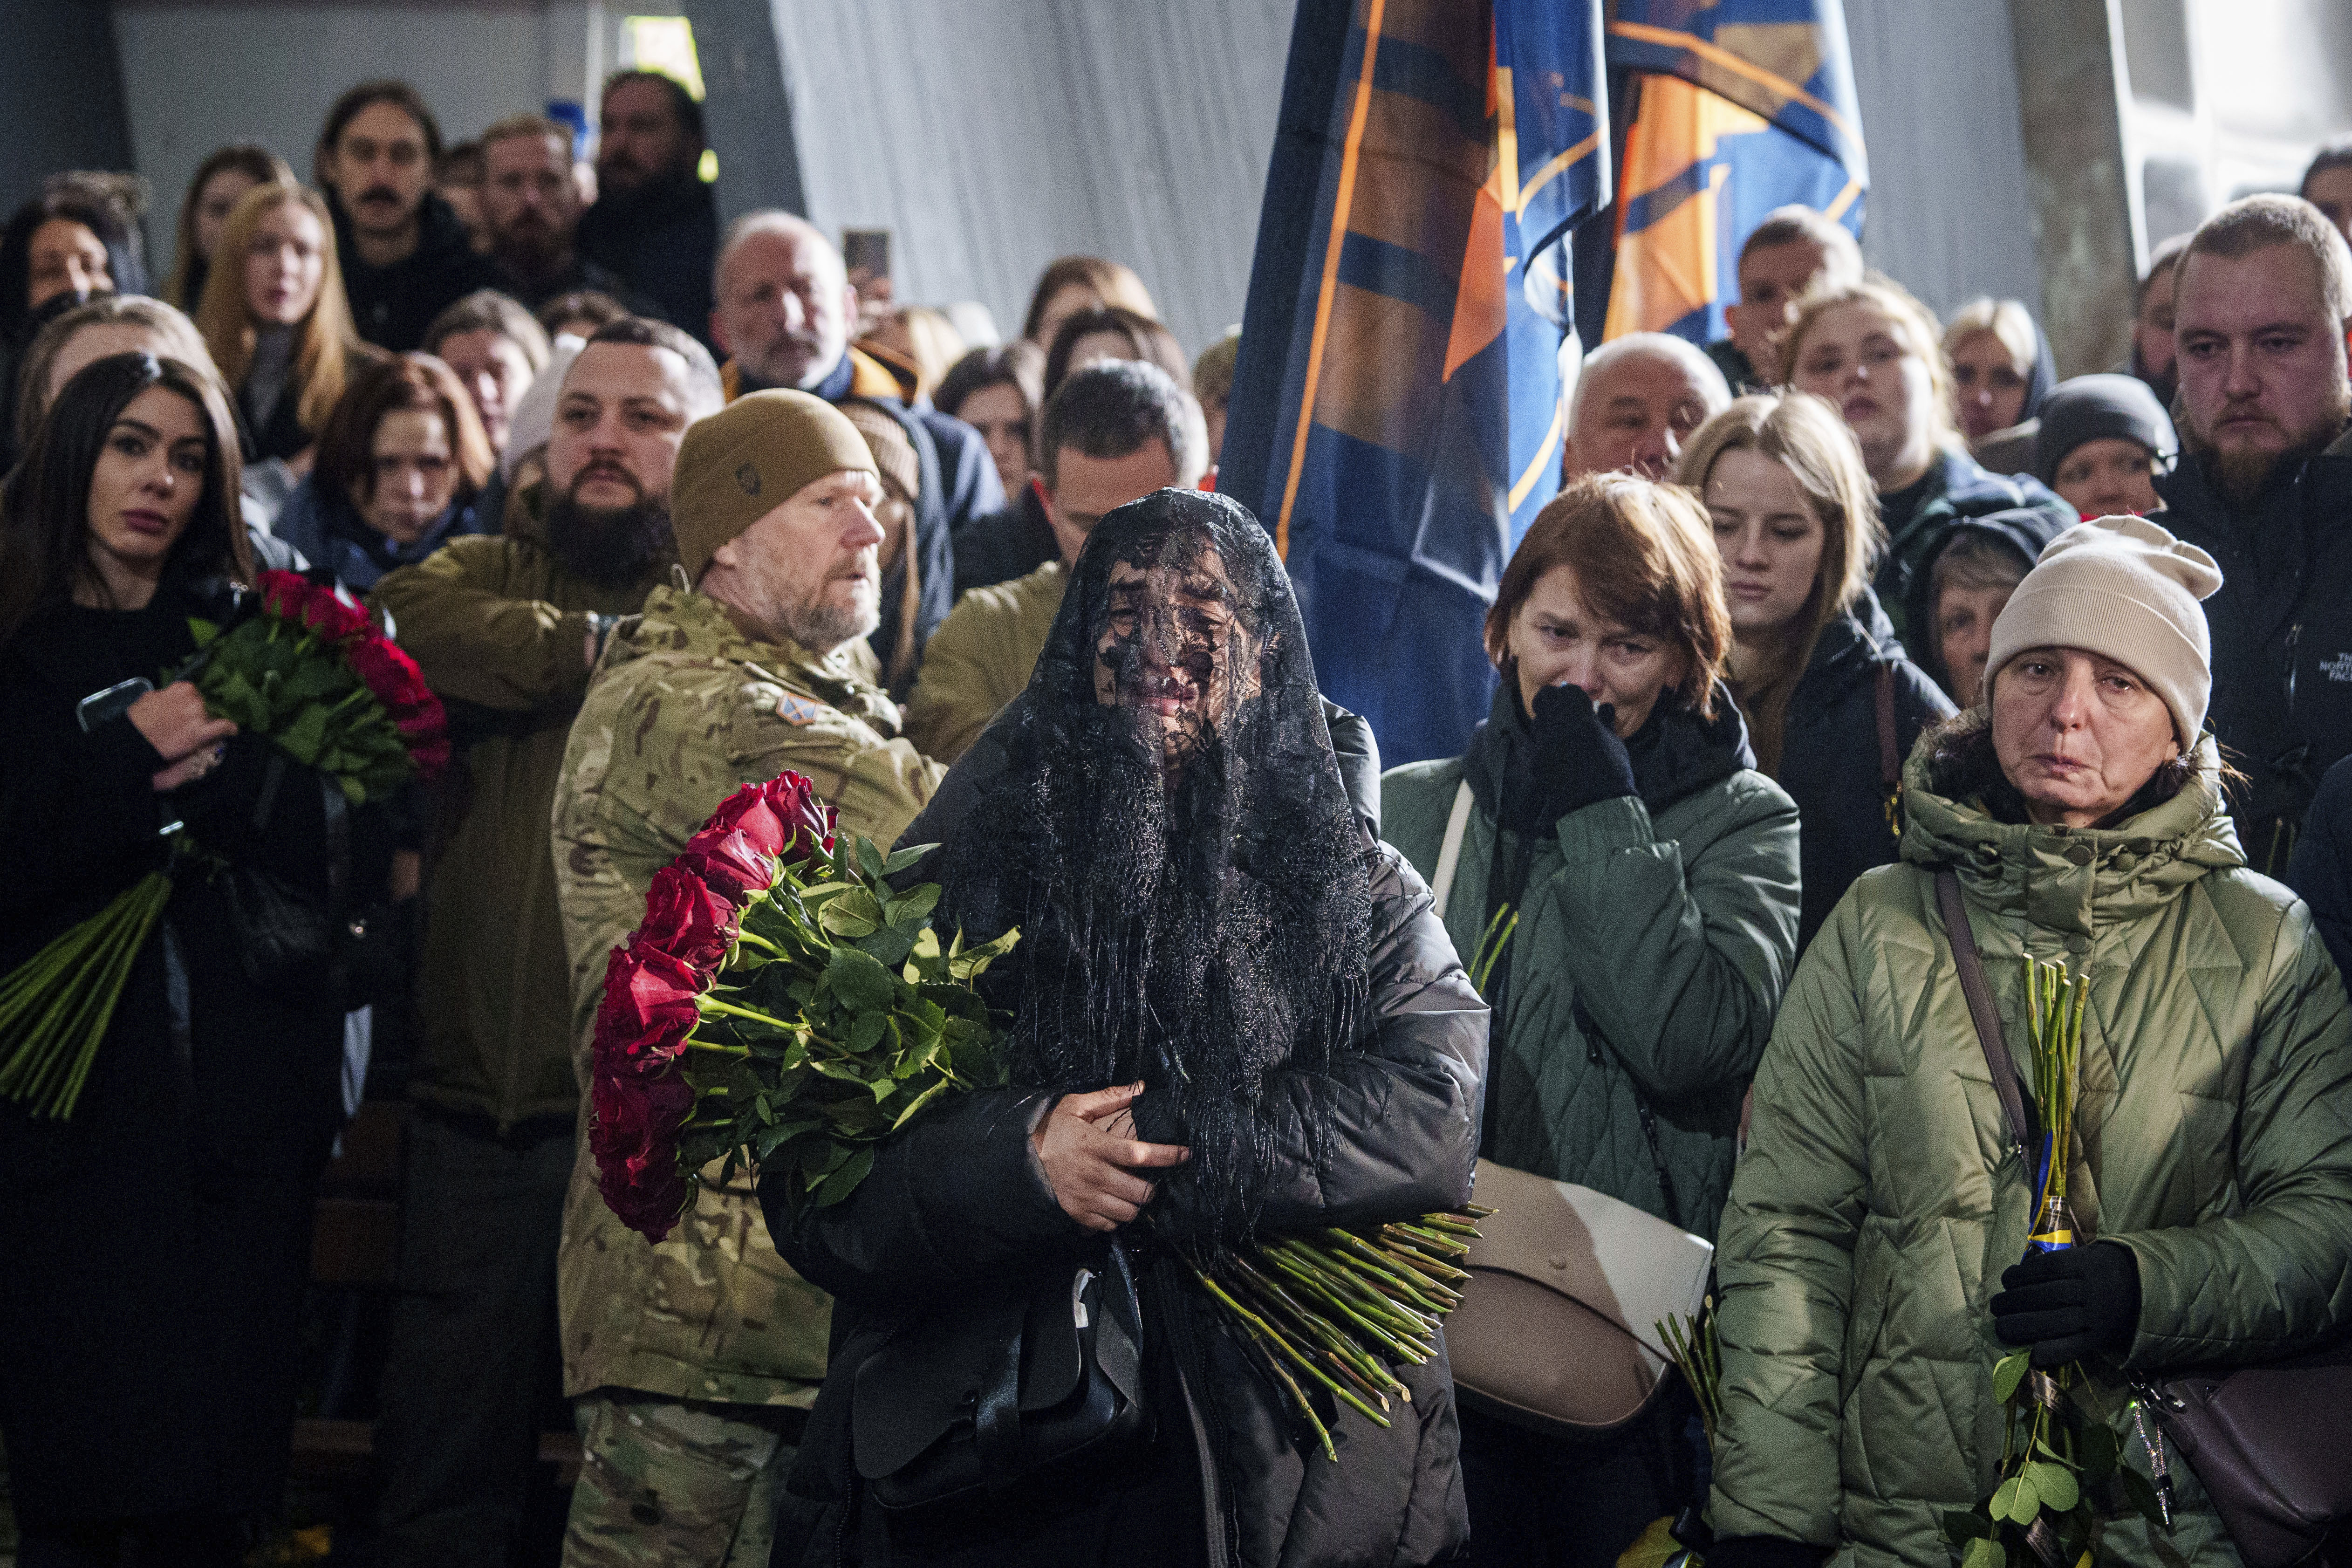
[930,488,1377,1248]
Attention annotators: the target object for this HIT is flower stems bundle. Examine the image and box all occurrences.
[1186,1208,1491,1460]
[1947,958,2165,1568]
[1658,1298,1723,1448]
[0,871,172,1118]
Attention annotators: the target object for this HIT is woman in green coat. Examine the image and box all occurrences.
[1706,515,2352,1568]
[1384,474,1802,1567]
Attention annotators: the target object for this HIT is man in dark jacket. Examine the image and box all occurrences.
[315,81,502,352]
[2154,192,2352,873]
[2289,754,2352,985]
[365,318,722,1568]
[766,489,1484,1567]
[580,70,718,348]
[711,212,1003,678]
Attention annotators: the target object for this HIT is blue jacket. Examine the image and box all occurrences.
[273,474,488,595]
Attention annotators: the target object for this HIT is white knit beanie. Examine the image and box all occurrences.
[1984,514,2223,746]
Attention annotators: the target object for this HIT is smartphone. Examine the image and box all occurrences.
[77,676,153,733]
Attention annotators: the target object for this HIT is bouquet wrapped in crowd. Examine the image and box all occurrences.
[590,769,1484,1463]
[0,571,448,1119]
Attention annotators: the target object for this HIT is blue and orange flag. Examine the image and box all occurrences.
[1222,0,1609,766]
[1602,0,1868,344]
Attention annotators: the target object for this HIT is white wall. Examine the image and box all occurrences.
[113,1,606,272]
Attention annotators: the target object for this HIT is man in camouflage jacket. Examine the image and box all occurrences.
[549,390,945,1566]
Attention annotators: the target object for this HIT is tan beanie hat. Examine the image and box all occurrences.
[1983,514,2223,745]
[671,390,878,582]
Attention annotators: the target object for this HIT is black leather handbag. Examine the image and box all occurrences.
[851,1239,1150,1513]
[221,759,405,1010]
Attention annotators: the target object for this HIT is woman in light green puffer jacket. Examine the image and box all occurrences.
[1707,517,2352,1568]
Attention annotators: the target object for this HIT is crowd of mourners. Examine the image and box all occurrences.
[4,65,2352,1568]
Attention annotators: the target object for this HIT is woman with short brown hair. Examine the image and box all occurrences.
[1382,473,1802,1567]
[272,352,494,590]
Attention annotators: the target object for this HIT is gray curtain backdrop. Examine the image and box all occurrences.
[690,0,1293,359]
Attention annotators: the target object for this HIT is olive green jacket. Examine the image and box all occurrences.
[1381,714,1801,1243]
[550,585,945,1406]
[372,483,664,1130]
[900,560,1065,763]
[1709,736,2352,1565]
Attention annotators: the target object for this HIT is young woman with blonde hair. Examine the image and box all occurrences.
[195,183,369,466]
[1680,391,1953,950]
[1780,274,2070,650]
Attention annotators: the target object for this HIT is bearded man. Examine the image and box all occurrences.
[763,488,1486,1567]
[368,315,720,1568]
[549,389,946,1567]
[2155,193,2352,871]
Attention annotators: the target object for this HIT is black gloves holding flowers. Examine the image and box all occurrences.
[1992,1240,2143,1368]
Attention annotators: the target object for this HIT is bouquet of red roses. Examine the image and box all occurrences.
[589,770,1018,1241]
[0,571,449,1119]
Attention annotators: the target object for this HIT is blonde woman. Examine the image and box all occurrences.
[1680,392,1954,950]
[161,145,294,310]
[196,184,368,465]
[1781,275,2070,648]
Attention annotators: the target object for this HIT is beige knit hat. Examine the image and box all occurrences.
[1983,514,2223,745]
[671,390,878,582]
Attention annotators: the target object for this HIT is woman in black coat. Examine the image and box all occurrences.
[763,490,1486,1568]
[0,353,391,1564]
[1679,392,1954,952]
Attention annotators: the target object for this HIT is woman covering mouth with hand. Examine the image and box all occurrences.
[1783,275,2071,653]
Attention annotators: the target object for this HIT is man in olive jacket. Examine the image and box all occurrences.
[367,317,721,1568]
[549,390,944,1566]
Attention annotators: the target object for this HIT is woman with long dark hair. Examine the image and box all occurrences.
[0,353,391,1564]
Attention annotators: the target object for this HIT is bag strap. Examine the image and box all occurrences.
[1574,996,1684,1232]
[1935,868,2029,1164]
[1431,779,1475,920]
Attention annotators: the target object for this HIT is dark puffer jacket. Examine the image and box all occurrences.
[2154,425,2352,875]
[1899,507,2071,701]
[763,706,1485,1568]
[1772,591,1954,953]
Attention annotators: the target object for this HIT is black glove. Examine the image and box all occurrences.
[1991,1241,2142,1367]
[1529,682,1637,818]
[1702,1537,1830,1568]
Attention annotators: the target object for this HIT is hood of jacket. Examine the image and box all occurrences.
[1463,675,1756,832]
[1899,506,2070,683]
[1899,726,2243,936]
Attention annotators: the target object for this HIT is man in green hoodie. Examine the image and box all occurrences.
[549,389,944,1566]
[369,316,722,1568]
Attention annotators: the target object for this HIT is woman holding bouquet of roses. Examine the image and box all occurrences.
[0,352,396,1565]
[1703,516,2352,1568]
[762,488,1488,1566]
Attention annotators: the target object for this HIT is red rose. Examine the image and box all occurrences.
[591,1064,695,1241]
[702,773,837,868]
[593,942,702,1076]
[348,635,430,712]
[258,570,309,621]
[678,827,778,904]
[637,864,738,972]
[299,585,374,646]
[404,732,452,781]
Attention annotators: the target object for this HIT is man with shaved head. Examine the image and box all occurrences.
[709,212,1002,679]
[1562,331,1734,481]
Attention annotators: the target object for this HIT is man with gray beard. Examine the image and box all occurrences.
[546,389,945,1567]
[368,315,720,1568]
[2154,193,2352,872]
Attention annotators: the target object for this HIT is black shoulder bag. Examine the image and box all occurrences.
[1938,869,2352,1568]
[850,1236,1150,1514]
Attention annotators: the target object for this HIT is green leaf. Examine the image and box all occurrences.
[814,1145,875,1205]
[2026,1460,2079,1513]
[2117,1466,2169,1530]
[187,617,219,647]
[1990,1479,2019,1521]
[848,1012,887,1054]
[1992,1351,2031,1403]
[2004,1474,2039,1525]
[886,883,942,925]
[883,844,932,874]
[276,701,331,764]
[889,1075,951,1130]
[824,947,897,1013]
[2078,1420,2120,1485]
[819,887,883,939]
[857,924,916,967]
[855,835,887,883]
[1961,1534,2006,1568]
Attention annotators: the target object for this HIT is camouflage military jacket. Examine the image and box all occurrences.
[550,584,946,1406]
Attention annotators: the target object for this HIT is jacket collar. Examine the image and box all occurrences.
[1899,732,2243,937]
[608,584,904,733]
